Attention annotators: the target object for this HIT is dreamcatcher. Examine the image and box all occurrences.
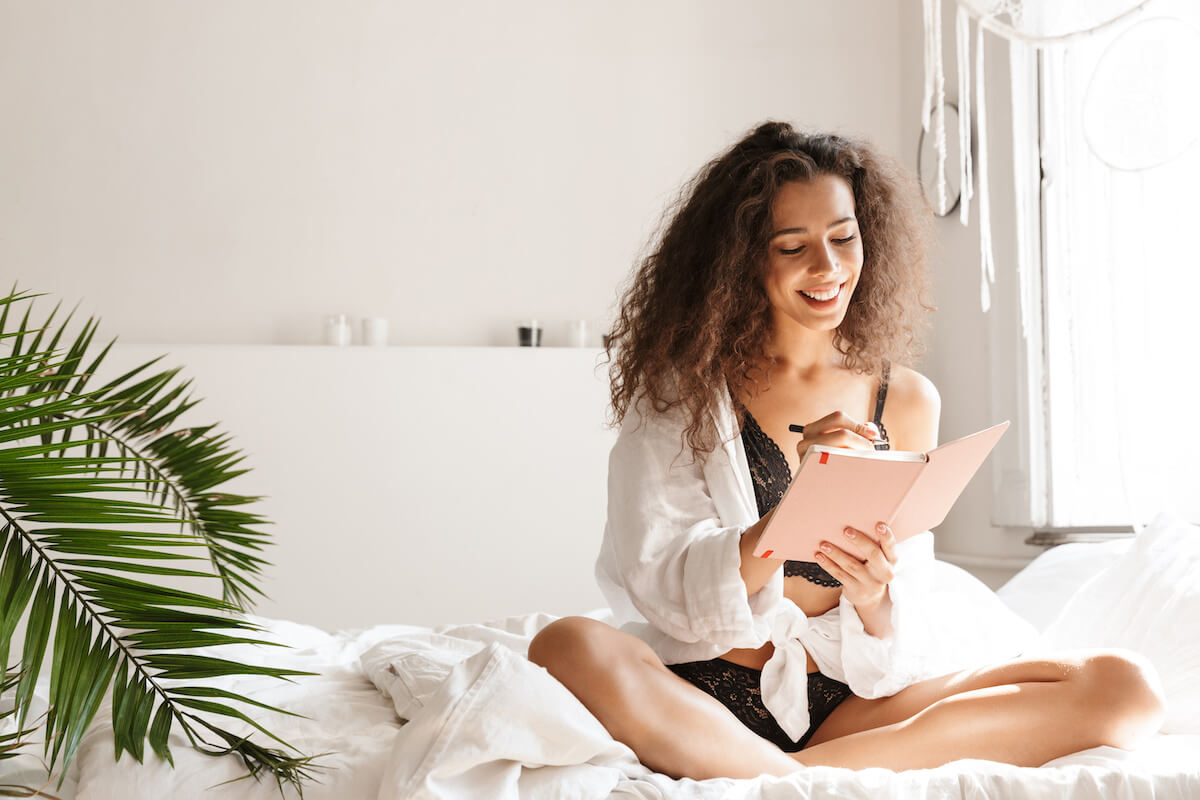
[920,0,1200,320]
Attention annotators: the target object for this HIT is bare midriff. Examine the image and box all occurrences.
[720,579,842,674]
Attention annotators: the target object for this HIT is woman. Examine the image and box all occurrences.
[528,121,1164,781]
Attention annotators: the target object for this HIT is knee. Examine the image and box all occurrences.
[1074,650,1166,749]
[527,616,617,682]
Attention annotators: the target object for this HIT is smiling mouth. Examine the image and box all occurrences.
[797,282,846,305]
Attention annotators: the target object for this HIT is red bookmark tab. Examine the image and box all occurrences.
[819,451,829,464]
[761,549,774,558]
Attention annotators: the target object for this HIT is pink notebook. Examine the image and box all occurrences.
[752,421,1010,562]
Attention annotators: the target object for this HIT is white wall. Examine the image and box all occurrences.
[2,0,903,347]
[2,0,1040,591]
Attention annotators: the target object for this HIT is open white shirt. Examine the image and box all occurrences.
[595,389,937,742]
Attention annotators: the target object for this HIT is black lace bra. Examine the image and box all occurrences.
[739,364,891,587]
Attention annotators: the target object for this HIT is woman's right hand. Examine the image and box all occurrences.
[795,411,880,461]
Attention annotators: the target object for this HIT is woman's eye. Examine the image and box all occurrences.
[833,235,858,245]
[779,245,804,255]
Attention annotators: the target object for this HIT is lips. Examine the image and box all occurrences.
[797,282,846,305]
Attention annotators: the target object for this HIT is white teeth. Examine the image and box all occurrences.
[800,285,840,301]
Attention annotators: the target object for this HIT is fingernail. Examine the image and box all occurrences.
[876,522,888,533]
[820,542,832,552]
[843,528,855,539]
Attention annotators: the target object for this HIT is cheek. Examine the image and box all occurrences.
[763,278,786,307]
[763,260,790,293]
[766,256,803,284]
[845,252,865,284]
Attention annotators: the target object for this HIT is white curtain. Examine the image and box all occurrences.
[926,0,1200,528]
[1038,6,1200,527]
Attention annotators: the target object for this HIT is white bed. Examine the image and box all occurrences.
[4,345,1199,798]
[3,513,1189,799]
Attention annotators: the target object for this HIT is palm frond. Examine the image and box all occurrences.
[1,665,43,763]
[0,291,263,610]
[2,296,267,610]
[0,288,320,792]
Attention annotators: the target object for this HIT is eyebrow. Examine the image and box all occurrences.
[770,217,856,239]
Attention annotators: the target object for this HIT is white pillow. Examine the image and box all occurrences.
[915,560,1040,677]
[996,538,1133,632]
[1038,512,1200,734]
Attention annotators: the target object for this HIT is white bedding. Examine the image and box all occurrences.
[9,515,1200,799]
[368,625,1200,800]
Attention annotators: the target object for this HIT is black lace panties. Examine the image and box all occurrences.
[667,658,852,752]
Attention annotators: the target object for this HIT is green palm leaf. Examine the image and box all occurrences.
[0,288,320,792]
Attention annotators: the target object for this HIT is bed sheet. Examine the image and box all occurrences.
[14,516,1200,799]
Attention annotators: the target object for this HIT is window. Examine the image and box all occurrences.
[1031,2,1200,529]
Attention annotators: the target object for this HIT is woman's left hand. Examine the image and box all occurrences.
[814,521,898,612]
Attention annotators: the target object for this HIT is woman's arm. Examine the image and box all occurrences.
[738,509,783,597]
[603,396,772,649]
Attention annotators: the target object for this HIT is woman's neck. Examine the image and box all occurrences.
[761,325,843,378]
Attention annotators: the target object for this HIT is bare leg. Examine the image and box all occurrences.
[528,616,801,780]
[529,618,1166,779]
[799,650,1166,769]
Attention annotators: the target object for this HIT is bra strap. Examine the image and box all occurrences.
[872,361,891,427]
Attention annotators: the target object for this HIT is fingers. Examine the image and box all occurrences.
[795,427,877,456]
[814,542,882,590]
[813,547,854,583]
[875,522,898,564]
[816,524,896,587]
[821,429,878,450]
[807,411,880,439]
[855,419,881,440]
[797,411,880,451]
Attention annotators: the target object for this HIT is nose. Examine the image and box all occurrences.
[810,243,838,276]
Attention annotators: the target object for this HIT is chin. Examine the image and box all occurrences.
[808,317,846,333]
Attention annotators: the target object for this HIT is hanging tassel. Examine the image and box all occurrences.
[975,21,995,312]
[956,6,974,226]
[922,0,935,132]
[932,0,948,214]
[1009,39,1038,343]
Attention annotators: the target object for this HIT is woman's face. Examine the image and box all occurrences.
[762,175,864,334]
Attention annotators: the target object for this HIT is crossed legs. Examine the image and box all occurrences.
[527,616,1166,781]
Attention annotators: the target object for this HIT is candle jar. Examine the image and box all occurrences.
[362,317,389,347]
[324,313,352,346]
[517,320,542,347]
[567,320,589,347]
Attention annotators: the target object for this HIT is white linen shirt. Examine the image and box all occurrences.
[595,389,937,742]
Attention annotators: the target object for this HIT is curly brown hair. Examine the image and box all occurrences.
[607,121,934,455]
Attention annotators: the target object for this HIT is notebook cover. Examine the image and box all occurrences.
[751,421,1009,562]
[888,421,1010,536]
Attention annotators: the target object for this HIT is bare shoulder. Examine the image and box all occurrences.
[882,365,941,452]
